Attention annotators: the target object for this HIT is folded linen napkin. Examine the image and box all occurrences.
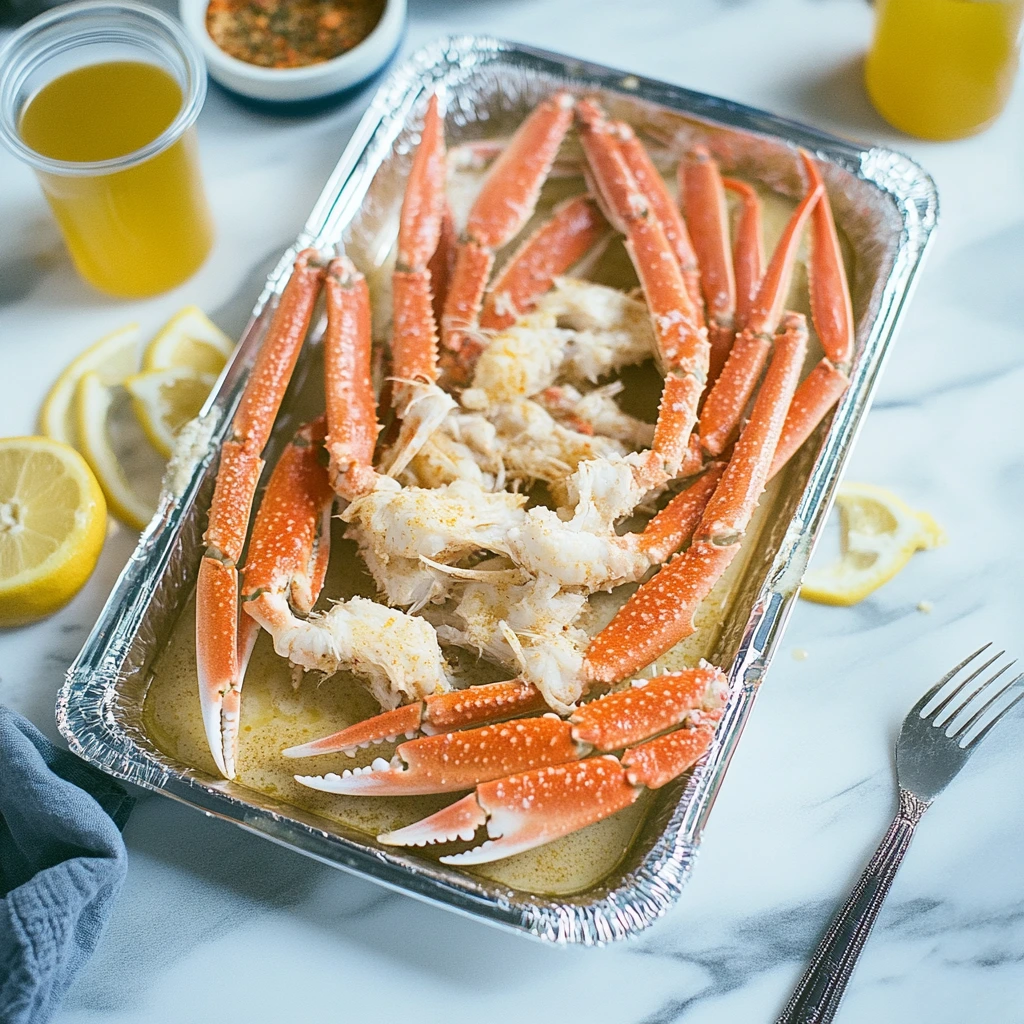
[0,707,133,1024]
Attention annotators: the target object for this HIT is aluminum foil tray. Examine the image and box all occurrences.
[57,36,938,945]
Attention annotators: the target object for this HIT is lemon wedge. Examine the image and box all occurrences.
[76,372,160,531]
[39,323,140,446]
[143,306,234,375]
[0,436,106,625]
[801,483,945,606]
[125,367,216,458]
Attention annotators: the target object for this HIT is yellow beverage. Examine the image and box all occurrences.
[866,0,1024,140]
[19,61,213,296]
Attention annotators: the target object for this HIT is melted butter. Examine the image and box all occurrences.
[143,160,845,898]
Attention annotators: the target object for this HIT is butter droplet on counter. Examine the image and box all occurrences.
[916,600,934,613]
[792,648,809,662]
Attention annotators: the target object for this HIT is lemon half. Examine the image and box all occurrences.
[0,436,106,625]
[801,483,945,606]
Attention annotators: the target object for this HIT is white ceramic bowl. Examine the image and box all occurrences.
[179,0,405,106]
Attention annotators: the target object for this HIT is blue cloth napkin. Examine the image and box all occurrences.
[0,707,133,1024]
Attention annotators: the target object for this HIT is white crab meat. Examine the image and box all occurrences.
[487,399,627,503]
[537,382,656,449]
[431,574,593,714]
[377,380,458,479]
[401,411,504,491]
[507,506,649,591]
[462,315,574,407]
[343,478,527,608]
[461,279,655,410]
[535,277,655,383]
[270,596,449,709]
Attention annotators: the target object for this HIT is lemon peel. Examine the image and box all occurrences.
[39,323,140,446]
[125,367,217,458]
[801,482,945,606]
[0,436,106,625]
[75,371,158,531]
[143,306,234,375]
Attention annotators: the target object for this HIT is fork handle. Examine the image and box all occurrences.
[775,788,929,1024]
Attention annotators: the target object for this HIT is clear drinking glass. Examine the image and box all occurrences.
[0,1,214,297]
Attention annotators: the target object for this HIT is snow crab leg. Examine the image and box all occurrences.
[196,248,326,778]
[585,312,809,683]
[298,665,724,804]
[680,147,735,384]
[478,194,610,331]
[613,121,703,317]
[699,150,853,458]
[373,666,727,863]
[576,97,708,478]
[442,92,576,376]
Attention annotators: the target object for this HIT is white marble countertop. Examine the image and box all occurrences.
[3,0,1024,1020]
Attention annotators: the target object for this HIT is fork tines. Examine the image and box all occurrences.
[915,643,1024,748]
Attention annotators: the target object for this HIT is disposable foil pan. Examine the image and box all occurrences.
[57,36,938,945]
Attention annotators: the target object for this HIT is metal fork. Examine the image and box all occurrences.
[776,644,1024,1024]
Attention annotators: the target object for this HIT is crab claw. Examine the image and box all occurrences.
[283,703,424,758]
[295,716,581,796]
[379,756,640,864]
[282,679,547,758]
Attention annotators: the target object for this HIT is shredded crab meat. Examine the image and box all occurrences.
[342,478,527,609]
[462,278,655,409]
[536,382,656,449]
[270,596,450,709]
[378,380,458,479]
[429,575,592,713]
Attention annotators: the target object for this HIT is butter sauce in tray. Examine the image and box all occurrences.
[58,36,937,945]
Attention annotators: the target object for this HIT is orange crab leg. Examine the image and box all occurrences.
[799,151,854,366]
[391,93,446,386]
[585,313,808,685]
[377,670,725,863]
[698,176,822,457]
[577,98,708,476]
[324,256,380,501]
[615,123,703,317]
[428,200,457,330]
[768,358,850,477]
[441,92,575,373]
[305,668,724,796]
[637,461,725,562]
[197,249,325,778]
[681,148,736,384]
[296,716,582,796]
[621,713,722,789]
[282,679,548,757]
[380,757,640,862]
[722,178,765,330]
[241,417,334,644]
[479,194,609,330]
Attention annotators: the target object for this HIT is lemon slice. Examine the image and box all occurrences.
[143,306,234,375]
[39,323,140,446]
[801,483,945,606]
[76,371,159,531]
[125,367,217,459]
[0,436,106,625]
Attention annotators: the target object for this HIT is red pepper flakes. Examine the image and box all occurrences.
[206,0,386,70]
